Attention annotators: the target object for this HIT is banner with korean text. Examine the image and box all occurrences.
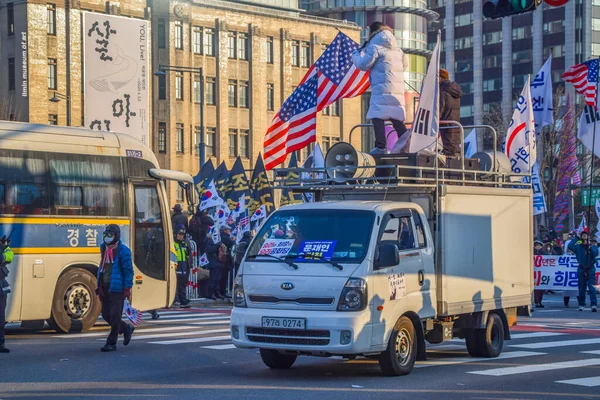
[534,255,600,289]
[83,13,149,145]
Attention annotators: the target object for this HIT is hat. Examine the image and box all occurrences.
[534,240,543,246]
[220,226,231,233]
[582,228,589,234]
[104,224,121,236]
[173,204,182,212]
[439,69,449,80]
[174,224,186,235]
[369,21,385,35]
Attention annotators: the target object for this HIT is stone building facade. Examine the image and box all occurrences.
[0,0,362,202]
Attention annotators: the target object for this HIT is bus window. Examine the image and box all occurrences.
[54,186,83,215]
[0,154,49,215]
[133,186,166,280]
[0,183,4,214]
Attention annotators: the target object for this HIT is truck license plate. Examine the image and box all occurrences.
[262,317,306,330]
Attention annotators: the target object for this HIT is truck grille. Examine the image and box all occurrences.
[248,295,335,305]
[246,327,331,346]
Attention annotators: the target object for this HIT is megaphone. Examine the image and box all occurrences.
[325,142,377,181]
[472,151,521,181]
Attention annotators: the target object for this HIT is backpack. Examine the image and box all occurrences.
[218,243,228,264]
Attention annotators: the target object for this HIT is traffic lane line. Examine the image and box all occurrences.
[148,334,231,345]
[415,351,544,368]
[556,376,600,387]
[511,338,600,349]
[468,358,600,377]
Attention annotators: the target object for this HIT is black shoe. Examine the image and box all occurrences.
[123,326,134,346]
[151,312,160,320]
[0,345,9,353]
[217,295,227,300]
[101,344,117,352]
[538,303,545,308]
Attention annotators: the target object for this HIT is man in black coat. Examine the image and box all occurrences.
[171,204,189,231]
[439,69,463,157]
[188,209,214,254]
[219,226,236,298]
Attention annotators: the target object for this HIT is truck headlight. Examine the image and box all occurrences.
[337,278,367,311]
[233,275,247,308]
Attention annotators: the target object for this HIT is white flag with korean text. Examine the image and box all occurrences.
[530,56,554,135]
[577,98,600,158]
[464,129,477,158]
[505,76,536,174]
[409,31,441,154]
[531,163,547,215]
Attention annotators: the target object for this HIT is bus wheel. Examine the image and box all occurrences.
[47,269,101,333]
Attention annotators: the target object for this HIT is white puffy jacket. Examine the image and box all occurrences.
[352,29,409,121]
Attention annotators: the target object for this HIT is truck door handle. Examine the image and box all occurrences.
[418,270,425,286]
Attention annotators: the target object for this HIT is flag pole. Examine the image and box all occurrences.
[586,57,600,235]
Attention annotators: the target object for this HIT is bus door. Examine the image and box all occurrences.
[129,181,169,310]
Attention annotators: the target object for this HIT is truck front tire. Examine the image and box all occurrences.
[465,313,504,358]
[379,316,417,376]
[260,349,297,369]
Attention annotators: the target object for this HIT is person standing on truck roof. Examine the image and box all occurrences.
[96,224,135,352]
[439,69,463,157]
[351,21,409,155]
[0,235,14,353]
[568,229,598,312]
[171,204,189,232]
[533,240,547,308]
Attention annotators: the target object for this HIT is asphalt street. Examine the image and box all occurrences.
[1,294,600,400]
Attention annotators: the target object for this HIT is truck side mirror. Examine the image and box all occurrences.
[375,243,399,269]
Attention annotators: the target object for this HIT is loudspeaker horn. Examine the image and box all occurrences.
[324,142,377,181]
[472,151,522,182]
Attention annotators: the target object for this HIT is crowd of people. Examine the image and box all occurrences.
[533,226,598,312]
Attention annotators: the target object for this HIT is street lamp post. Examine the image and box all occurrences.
[49,91,71,126]
[154,65,205,168]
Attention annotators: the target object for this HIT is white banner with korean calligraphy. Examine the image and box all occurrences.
[83,12,149,145]
[530,163,547,215]
[534,255,600,289]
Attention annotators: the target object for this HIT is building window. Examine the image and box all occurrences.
[455,60,472,73]
[158,123,166,153]
[229,130,238,157]
[265,36,274,63]
[512,49,533,64]
[454,37,473,49]
[593,18,600,31]
[175,72,183,100]
[204,28,215,56]
[240,130,249,159]
[291,40,299,66]
[239,81,249,108]
[482,31,501,45]
[176,123,184,153]
[483,78,502,92]
[194,126,201,155]
[174,21,183,50]
[47,59,57,90]
[48,114,58,125]
[158,75,166,100]
[238,33,248,60]
[205,77,216,105]
[206,127,216,156]
[512,26,533,40]
[330,100,339,116]
[158,19,166,49]
[544,45,565,59]
[47,4,56,35]
[322,106,330,116]
[300,42,310,68]
[459,82,473,95]
[322,137,331,152]
[228,80,237,107]
[460,105,473,118]
[543,20,565,35]
[7,3,14,36]
[513,75,528,88]
[228,32,237,59]
[176,185,184,201]
[454,13,472,27]
[267,83,274,110]
[192,79,200,103]
[193,27,202,54]
[8,58,15,91]
[483,55,501,69]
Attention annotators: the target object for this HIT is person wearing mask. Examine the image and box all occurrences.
[234,231,253,276]
[188,208,214,255]
[171,204,189,232]
[439,69,463,157]
[568,229,598,312]
[533,240,547,308]
[219,226,236,299]
[351,21,409,155]
[204,233,223,301]
[174,224,192,308]
[0,235,14,353]
[96,224,134,352]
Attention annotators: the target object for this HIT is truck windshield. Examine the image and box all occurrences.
[246,209,375,263]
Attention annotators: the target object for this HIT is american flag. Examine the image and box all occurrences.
[263,32,370,170]
[239,216,249,227]
[562,59,599,108]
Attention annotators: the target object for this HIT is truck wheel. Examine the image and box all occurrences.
[378,316,417,376]
[260,349,297,369]
[465,329,482,357]
[47,269,101,333]
[475,313,504,358]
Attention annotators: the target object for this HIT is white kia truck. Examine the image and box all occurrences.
[230,142,533,376]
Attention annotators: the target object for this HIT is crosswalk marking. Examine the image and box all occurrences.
[427,344,465,351]
[415,351,544,368]
[511,338,600,349]
[149,334,231,345]
[201,344,237,350]
[556,376,600,387]
[129,328,230,341]
[149,316,230,324]
[582,350,600,355]
[147,312,225,320]
[468,358,600,376]
[510,332,568,339]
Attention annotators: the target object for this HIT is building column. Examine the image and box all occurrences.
[584,0,592,60]
[502,17,513,121]
[532,4,543,73]
[444,1,455,79]
[473,0,483,127]
[565,0,576,99]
